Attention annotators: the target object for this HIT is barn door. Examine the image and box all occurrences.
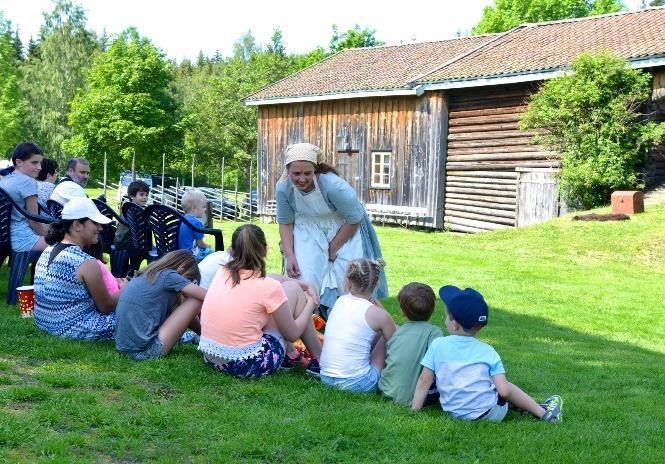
[336,152,363,195]
[516,168,561,227]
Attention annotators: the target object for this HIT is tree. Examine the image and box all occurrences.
[0,13,26,156]
[63,27,180,179]
[649,0,664,6]
[520,53,665,208]
[329,24,384,53]
[472,0,624,34]
[19,0,99,167]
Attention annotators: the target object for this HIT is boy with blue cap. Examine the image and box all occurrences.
[411,285,562,423]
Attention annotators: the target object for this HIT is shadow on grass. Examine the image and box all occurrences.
[0,300,663,462]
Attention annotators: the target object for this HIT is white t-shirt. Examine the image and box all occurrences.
[50,179,86,204]
[198,251,231,289]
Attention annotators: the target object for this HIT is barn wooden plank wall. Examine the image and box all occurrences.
[443,84,560,233]
[257,92,447,228]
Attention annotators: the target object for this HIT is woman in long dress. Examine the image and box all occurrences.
[275,143,387,308]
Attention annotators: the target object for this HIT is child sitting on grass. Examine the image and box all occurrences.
[199,224,322,379]
[115,250,206,361]
[178,189,213,262]
[320,258,396,393]
[115,180,150,251]
[411,285,562,423]
[379,283,442,406]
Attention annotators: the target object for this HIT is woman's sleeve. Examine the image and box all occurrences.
[322,174,364,224]
[275,180,295,224]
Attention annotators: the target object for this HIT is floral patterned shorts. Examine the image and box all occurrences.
[204,334,285,379]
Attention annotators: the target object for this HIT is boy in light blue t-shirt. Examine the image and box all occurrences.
[178,189,213,262]
[411,286,562,423]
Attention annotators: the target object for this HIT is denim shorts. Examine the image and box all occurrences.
[204,334,285,379]
[125,337,164,361]
[321,365,381,393]
[11,222,40,252]
[475,397,509,422]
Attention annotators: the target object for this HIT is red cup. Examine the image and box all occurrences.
[16,285,35,318]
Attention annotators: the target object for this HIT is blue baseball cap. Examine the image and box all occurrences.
[439,285,488,330]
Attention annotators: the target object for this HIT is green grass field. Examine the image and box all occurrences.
[0,201,664,463]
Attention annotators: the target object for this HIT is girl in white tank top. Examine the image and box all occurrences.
[320,259,396,393]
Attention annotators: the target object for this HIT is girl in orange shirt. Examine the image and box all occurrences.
[199,224,323,378]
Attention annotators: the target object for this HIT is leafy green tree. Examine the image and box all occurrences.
[63,27,180,179]
[329,24,384,53]
[19,0,99,167]
[520,53,665,208]
[649,0,664,6]
[0,13,26,156]
[472,0,624,34]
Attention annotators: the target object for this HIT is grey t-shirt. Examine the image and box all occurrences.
[115,269,191,352]
[0,171,38,222]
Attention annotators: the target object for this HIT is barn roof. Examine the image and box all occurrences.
[245,7,665,105]
[418,7,665,86]
[243,35,495,104]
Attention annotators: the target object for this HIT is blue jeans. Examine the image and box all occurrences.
[321,366,380,393]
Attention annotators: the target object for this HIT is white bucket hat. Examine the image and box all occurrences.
[61,197,112,224]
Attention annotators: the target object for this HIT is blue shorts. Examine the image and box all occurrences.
[11,222,40,252]
[124,337,164,361]
[204,334,285,379]
[321,366,380,393]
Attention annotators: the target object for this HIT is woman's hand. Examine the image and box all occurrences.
[285,254,301,278]
[328,244,338,262]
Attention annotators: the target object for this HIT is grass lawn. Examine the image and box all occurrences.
[0,199,664,463]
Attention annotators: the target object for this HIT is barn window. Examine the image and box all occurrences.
[371,151,391,188]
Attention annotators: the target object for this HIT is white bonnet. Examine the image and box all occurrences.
[283,143,323,166]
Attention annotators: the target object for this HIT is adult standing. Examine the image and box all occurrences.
[37,158,59,205]
[50,158,90,204]
[275,143,387,306]
[0,142,48,252]
[34,197,118,341]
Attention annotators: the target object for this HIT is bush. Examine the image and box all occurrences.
[520,52,665,209]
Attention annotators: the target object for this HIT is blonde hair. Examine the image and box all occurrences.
[346,258,386,294]
[181,189,207,213]
[138,249,200,284]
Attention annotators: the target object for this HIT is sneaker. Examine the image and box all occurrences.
[305,358,320,378]
[540,395,563,423]
[281,348,310,371]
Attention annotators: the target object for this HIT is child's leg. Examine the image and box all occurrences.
[493,375,546,418]
[369,332,387,371]
[265,281,322,359]
[158,297,203,355]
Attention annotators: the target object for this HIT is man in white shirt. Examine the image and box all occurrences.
[50,158,90,205]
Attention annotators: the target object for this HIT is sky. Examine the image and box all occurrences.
[0,0,645,62]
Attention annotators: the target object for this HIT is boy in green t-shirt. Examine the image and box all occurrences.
[379,283,442,406]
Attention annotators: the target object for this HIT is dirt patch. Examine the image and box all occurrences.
[573,213,630,221]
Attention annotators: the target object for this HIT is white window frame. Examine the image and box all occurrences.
[371,151,391,189]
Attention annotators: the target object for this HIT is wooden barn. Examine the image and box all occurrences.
[244,8,665,232]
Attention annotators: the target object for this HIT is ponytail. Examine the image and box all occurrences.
[226,224,267,286]
[45,221,70,245]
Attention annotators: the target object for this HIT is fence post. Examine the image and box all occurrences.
[249,158,253,222]
[103,152,107,197]
[175,177,180,210]
[234,177,238,221]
